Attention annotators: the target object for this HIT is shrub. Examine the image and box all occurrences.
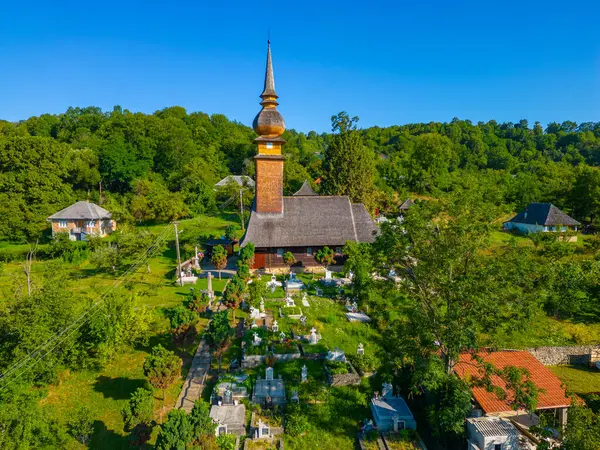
[325,360,349,375]
[121,387,154,431]
[285,404,310,437]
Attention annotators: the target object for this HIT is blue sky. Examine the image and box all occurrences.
[0,0,599,132]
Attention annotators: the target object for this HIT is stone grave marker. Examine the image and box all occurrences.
[265,367,274,381]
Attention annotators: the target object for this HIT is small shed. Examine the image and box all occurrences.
[215,175,255,189]
[205,238,235,257]
[399,198,415,212]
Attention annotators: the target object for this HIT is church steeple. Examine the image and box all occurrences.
[253,41,286,215]
[260,41,277,100]
[253,41,286,138]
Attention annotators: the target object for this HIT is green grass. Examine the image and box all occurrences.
[284,378,374,450]
[0,214,238,449]
[550,365,600,407]
[483,313,600,348]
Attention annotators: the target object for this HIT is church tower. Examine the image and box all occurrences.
[252,41,286,215]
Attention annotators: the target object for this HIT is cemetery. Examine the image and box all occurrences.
[199,263,425,448]
[199,269,414,450]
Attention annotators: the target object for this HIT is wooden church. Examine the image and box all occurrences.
[240,42,377,270]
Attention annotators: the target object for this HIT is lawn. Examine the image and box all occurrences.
[480,312,600,348]
[284,378,374,450]
[549,365,600,409]
[0,213,238,449]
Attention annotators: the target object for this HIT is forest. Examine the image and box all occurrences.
[2,106,600,449]
[1,106,600,243]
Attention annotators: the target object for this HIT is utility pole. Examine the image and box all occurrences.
[239,189,245,231]
[174,221,183,287]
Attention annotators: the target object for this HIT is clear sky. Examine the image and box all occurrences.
[0,0,599,133]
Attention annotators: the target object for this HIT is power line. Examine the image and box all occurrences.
[0,225,172,392]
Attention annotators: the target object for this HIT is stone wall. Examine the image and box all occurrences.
[326,362,361,387]
[273,352,302,363]
[526,345,600,366]
[242,354,266,368]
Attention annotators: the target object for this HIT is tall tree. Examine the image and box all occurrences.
[143,345,181,401]
[321,112,375,208]
[121,387,155,431]
[210,245,228,279]
[155,409,193,450]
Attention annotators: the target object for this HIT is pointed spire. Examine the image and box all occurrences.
[260,40,278,99]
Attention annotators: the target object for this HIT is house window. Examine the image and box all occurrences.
[266,142,273,149]
[494,445,502,450]
[87,220,96,228]
[58,220,67,228]
[306,247,313,256]
[335,247,342,254]
[276,248,284,258]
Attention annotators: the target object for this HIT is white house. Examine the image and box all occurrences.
[503,203,579,234]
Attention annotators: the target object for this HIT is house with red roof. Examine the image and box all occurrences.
[454,350,570,431]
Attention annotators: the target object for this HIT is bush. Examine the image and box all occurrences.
[285,404,310,437]
[121,387,154,431]
[325,360,349,375]
[348,353,379,374]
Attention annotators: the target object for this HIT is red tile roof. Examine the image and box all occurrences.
[454,351,570,414]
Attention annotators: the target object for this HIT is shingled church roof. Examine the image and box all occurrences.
[48,201,112,221]
[506,203,580,226]
[241,196,378,248]
[293,180,318,196]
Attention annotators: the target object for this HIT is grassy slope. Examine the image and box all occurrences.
[550,365,600,405]
[0,214,236,449]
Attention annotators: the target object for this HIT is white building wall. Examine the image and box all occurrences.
[466,419,520,450]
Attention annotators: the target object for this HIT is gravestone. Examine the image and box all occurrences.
[272,320,279,333]
[302,293,310,307]
[207,272,214,299]
[315,287,323,296]
[301,365,308,383]
[300,315,307,326]
[270,284,276,293]
[279,331,286,340]
[326,347,346,362]
[285,296,295,307]
[309,327,318,344]
[250,306,261,320]
[224,388,232,405]
[382,382,393,399]
[357,343,364,355]
[253,332,262,346]
[325,270,332,282]
[260,298,265,312]
[291,389,299,403]
[265,367,274,381]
